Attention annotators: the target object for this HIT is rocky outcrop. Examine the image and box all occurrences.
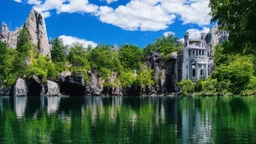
[145,52,167,95]
[27,75,44,96]
[13,78,28,96]
[103,72,123,96]
[59,76,86,96]
[166,52,180,93]
[0,22,9,43]
[44,81,61,96]
[89,72,104,96]
[0,22,22,48]
[206,26,229,57]
[24,10,51,57]
[0,10,51,56]
[0,86,11,96]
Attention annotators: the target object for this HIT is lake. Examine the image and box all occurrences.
[0,96,256,144]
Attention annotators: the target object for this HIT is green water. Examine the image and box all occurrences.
[0,96,256,144]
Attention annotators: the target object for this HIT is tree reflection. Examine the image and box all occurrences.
[0,96,256,143]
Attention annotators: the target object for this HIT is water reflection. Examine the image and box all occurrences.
[0,96,256,144]
[46,97,60,114]
[14,96,27,119]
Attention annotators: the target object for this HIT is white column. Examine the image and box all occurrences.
[206,64,209,79]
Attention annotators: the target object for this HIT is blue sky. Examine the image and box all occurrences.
[0,0,214,48]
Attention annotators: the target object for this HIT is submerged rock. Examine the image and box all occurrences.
[44,80,61,96]
[13,78,28,96]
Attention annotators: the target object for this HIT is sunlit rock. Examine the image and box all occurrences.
[14,78,28,96]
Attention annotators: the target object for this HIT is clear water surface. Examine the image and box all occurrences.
[0,96,256,144]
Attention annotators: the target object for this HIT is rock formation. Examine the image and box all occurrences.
[0,86,11,96]
[0,22,22,48]
[145,52,166,95]
[13,78,28,96]
[89,71,105,96]
[27,75,45,96]
[45,81,61,96]
[24,10,51,57]
[0,10,51,57]
[59,76,86,96]
[206,26,229,57]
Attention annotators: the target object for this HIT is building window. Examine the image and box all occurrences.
[193,50,195,54]
[202,50,204,55]
[196,50,198,56]
[193,69,196,77]
[192,62,196,77]
[189,50,190,56]
[199,50,201,55]
[201,69,203,76]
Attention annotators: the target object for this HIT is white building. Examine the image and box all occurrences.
[182,31,213,82]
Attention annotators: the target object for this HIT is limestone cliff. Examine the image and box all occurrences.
[0,10,51,57]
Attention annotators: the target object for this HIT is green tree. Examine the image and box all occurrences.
[210,0,256,54]
[212,55,254,94]
[118,44,142,70]
[144,35,182,58]
[51,38,67,62]
[178,80,194,95]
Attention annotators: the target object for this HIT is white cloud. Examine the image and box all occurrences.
[187,26,210,34]
[106,0,118,4]
[13,0,22,2]
[28,0,42,5]
[161,0,211,26]
[59,35,97,48]
[14,0,212,31]
[41,11,51,18]
[97,1,176,31]
[60,0,98,13]
[163,31,175,37]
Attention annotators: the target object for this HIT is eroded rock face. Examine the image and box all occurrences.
[0,86,11,96]
[166,52,180,93]
[0,10,51,56]
[0,22,22,48]
[0,22,9,43]
[27,75,44,96]
[14,78,28,96]
[45,81,61,96]
[206,26,229,57]
[103,72,123,96]
[145,52,167,95]
[25,10,51,57]
[90,72,104,96]
[60,76,86,96]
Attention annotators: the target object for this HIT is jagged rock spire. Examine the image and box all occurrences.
[25,10,51,57]
[0,9,51,57]
[0,22,9,43]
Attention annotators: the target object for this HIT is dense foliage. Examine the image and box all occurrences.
[144,35,183,59]
[210,0,256,54]
[0,32,180,90]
